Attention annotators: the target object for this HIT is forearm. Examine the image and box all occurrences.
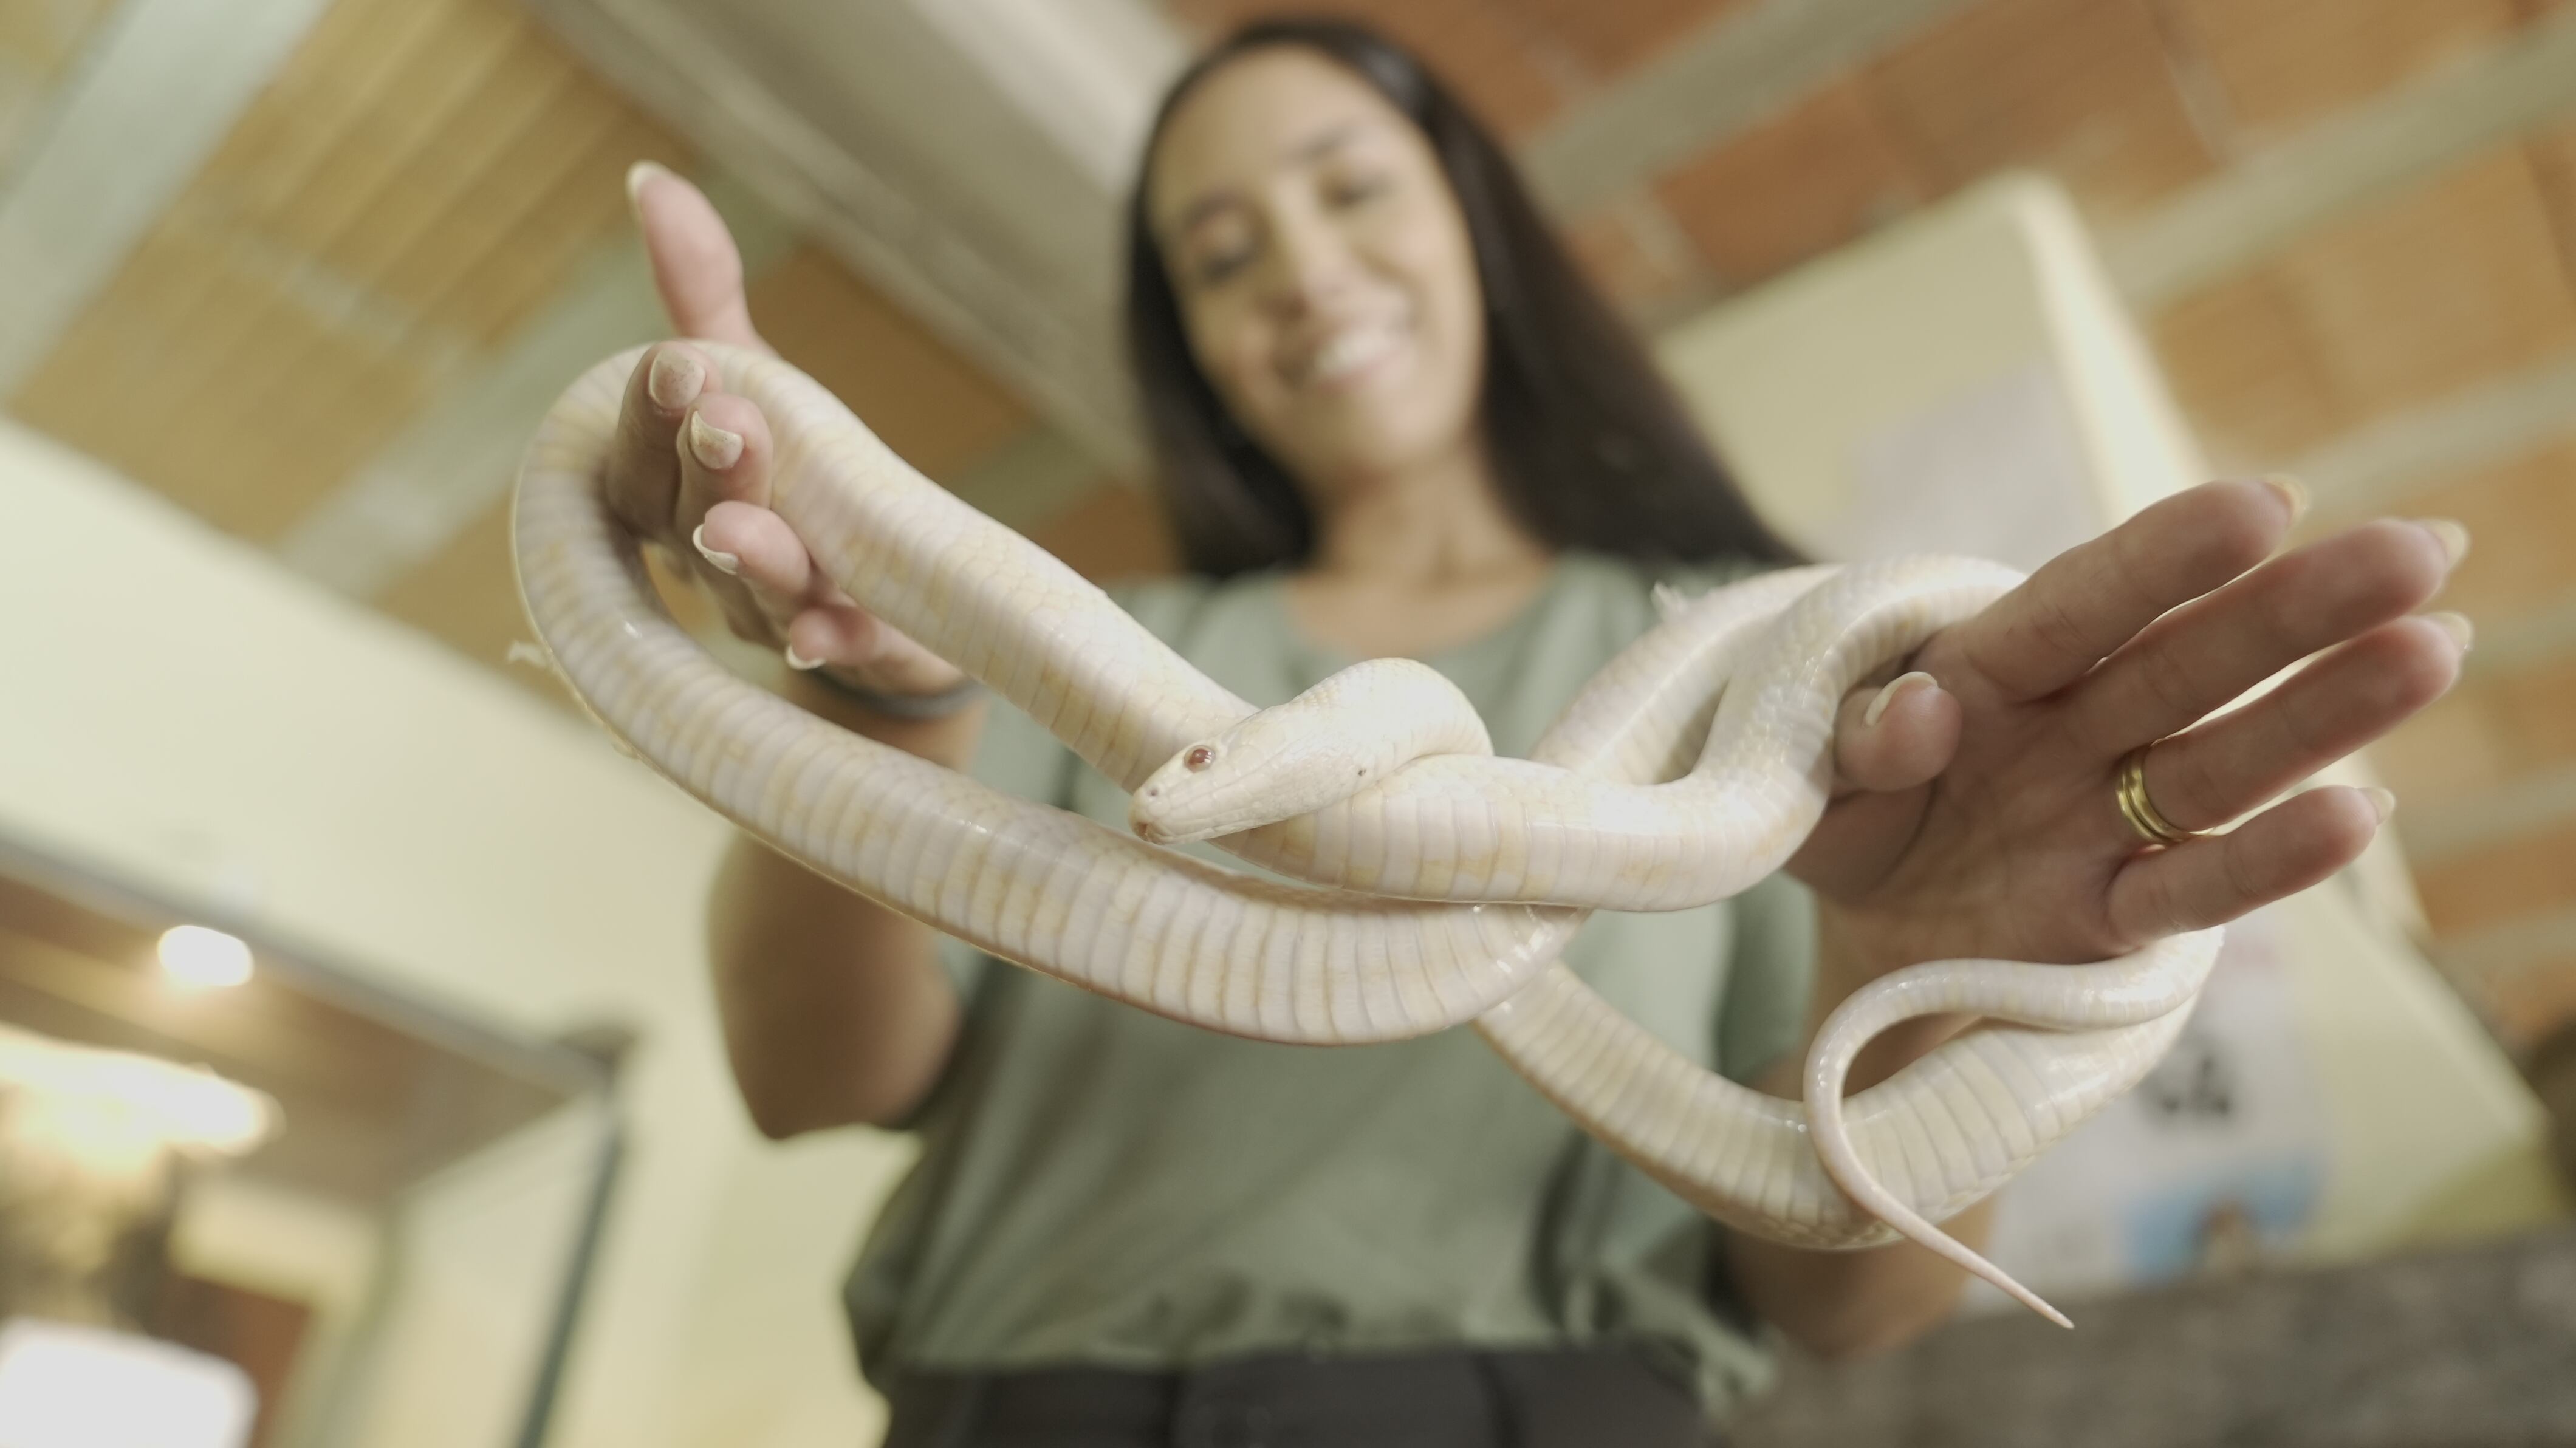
[1722,909,1990,1359]
[707,681,986,1138]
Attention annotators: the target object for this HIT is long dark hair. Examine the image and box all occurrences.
[1124,18,1800,579]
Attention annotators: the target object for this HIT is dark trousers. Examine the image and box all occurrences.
[880,1345,1718,1448]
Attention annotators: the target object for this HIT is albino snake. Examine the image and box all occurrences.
[513,345,2218,1327]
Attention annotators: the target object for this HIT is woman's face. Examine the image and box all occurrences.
[1148,46,1487,496]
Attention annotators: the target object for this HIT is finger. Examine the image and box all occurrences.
[1794,673,1954,892]
[697,507,965,685]
[781,604,888,671]
[1786,788,1931,898]
[601,341,711,544]
[2128,612,2467,833]
[627,162,770,353]
[781,609,964,693]
[665,392,776,641]
[2107,785,2391,942]
[691,536,781,652]
[1830,671,1960,796]
[674,391,774,529]
[2070,517,2462,753]
[700,499,832,606]
[1951,479,2298,703]
[691,500,824,645]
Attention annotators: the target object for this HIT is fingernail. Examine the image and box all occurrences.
[1863,671,1936,728]
[690,523,739,575]
[625,160,671,224]
[2360,786,2397,822]
[2416,517,2470,568]
[784,643,822,671]
[2427,610,2474,652]
[2259,473,2309,525]
[688,412,742,470]
[648,348,704,411]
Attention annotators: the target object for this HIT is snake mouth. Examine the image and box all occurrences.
[1127,802,1173,845]
[1129,808,1233,847]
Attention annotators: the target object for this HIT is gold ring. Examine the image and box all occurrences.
[2115,743,2203,847]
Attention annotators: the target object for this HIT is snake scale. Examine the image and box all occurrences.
[512,344,2219,1327]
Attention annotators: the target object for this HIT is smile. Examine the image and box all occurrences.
[1290,318,1406,390]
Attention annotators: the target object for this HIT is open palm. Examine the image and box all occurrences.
[1793,478,2465,978]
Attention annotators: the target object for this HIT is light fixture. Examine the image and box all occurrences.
[0,1024,279,1156]
[156,925,252,989]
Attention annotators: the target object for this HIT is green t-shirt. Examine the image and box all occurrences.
[844,550,1816,1423]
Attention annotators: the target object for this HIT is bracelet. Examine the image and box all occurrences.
[798,666,985,720]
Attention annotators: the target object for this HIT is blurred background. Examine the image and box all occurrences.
[3,0,2575,1444]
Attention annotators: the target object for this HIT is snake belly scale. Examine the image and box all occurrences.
[513,344,2218,1325]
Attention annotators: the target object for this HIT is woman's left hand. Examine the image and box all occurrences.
[1789,477,2468,984]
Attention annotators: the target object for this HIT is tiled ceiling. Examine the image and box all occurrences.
[2151,140,2576,463]
[2166,0,2527,137]
[11,0,675,541]
[0,0,1129,709]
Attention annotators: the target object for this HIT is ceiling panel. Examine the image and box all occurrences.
[2377,441,2576,625]
[2281,146,2576,422]
[1560,200,1707,320]
[748,244,1035,480]
[2368,682,2513,807]
[1165,0,1574,135]
[9,225,439,539]
[2495,654,2576,780]
[3,0,688,547]
[2415,816,2576,939]
[1496,0,1748,80]
[1656,77,1923,289]
[2153,139,2576,466]
[393,104,646,344]
[1029,477,1176,584]
[2149,266,2355,466]
[2521,119,2576,284]
[307,43,589,316]
[1860,0,2218,221]
[252,1,532,260]
[2165,0,2523,138]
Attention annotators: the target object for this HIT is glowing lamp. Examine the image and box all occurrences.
[157,925,252,988]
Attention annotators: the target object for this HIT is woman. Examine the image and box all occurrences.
[606,19,2465,1445]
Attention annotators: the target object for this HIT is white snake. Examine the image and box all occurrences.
[512,344,2218,1327]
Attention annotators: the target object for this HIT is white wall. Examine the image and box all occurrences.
[0,420,913,1446]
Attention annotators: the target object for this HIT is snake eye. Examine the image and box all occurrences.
[1184,745,1216,771]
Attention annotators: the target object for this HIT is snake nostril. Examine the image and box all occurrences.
[1184,745,1216,771]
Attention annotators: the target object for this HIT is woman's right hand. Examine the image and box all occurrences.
[605,162,967,699]
[618,170,976,1137]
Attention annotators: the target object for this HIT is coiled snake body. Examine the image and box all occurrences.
[513,344,2217,1327]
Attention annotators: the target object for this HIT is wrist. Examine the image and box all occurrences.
[782,669,985,770]
[796,661,983,720]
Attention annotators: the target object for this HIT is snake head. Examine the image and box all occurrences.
[1129,714,1335,844]
[1130,658,1487,847]
[1129,740,1230,843]
[1129,711,1397,845]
